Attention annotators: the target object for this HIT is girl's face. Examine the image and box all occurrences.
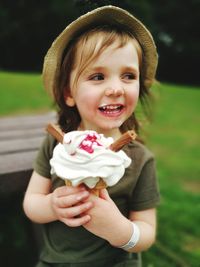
[66,41,140,138]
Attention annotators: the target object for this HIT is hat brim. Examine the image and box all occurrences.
[43,5,158,94]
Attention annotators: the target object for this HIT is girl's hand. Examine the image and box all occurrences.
[51,185,93,227]
[83,189,132,246]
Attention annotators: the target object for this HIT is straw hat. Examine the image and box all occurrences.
[43,5,158,95]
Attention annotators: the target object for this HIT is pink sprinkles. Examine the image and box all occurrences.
[79,133,102,153]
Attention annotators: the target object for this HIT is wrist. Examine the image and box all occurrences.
[118,222,140,251]
[108,217,133,247]
[48,193,59,221]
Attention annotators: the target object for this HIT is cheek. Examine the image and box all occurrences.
[127,87,140,109]
[74,89,97,109]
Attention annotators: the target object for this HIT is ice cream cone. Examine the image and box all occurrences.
[65,180,72,187]
[65,178,106,196]
[47,124,136,197]
[89,178,107,196]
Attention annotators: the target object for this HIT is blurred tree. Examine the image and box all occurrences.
[150,0,200,84]
[74,0,156,29]
[74,0,117,13]
[0,0,79,71]
[0,0,199,84]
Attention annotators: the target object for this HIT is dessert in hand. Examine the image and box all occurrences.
[47,124,136,195]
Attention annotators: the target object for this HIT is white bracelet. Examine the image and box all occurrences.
[119,222,140,250]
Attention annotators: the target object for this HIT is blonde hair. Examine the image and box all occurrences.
[70,27,142,89]
[56,26,150,135]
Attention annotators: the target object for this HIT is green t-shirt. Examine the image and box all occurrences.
[34,134,160,266]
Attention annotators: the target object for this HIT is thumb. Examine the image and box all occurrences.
[99,188,112,201]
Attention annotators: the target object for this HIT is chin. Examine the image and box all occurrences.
[100,123,123,132]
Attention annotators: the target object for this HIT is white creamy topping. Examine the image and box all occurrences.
[50,130,131,188]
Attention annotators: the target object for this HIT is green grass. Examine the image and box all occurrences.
[142,83,200,267]
[1,71,200,266]
[0,71,52,116]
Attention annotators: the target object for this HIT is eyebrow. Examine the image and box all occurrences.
[122,66,139,73]
[85,66,105,73]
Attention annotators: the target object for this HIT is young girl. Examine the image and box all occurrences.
[23,5,160,267]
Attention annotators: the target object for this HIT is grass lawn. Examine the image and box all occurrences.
[1,71,200,266]
[0,71,52,116]
[143,83,200,267]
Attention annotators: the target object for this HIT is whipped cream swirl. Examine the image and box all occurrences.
[50,131,131,188]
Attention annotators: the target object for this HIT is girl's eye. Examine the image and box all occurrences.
[89,73,104,81]
[122,73,136,80]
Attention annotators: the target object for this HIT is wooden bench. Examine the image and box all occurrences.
[0,112,56,267]
[0,112,56,196]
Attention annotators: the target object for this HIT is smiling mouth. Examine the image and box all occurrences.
[98,104,124,114]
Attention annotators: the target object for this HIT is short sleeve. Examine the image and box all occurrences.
[33,134,57,178]
[129,157,160,211]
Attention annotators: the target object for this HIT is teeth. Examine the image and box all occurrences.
[99,104,121,110]
[99,104,123,114]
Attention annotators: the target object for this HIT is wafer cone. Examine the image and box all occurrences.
[65,178,106,196]
[65,180,72,187]
[47,124,137,196]
[89,178,107,196]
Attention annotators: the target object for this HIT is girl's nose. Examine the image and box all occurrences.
[105,85,124,97]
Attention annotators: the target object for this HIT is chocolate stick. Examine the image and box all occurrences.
[46,123,64,143]
[46,123,137,150]
[110,130,137,152]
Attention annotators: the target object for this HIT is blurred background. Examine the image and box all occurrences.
[0,0,200,84]
[0,0,200,266]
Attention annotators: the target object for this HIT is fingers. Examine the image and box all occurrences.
[54,185,86,198]
[56,198,93,227]
[58,201,93,219]
[99,188,111,201]
[54,190,90,208]
[62,214,91,227]
[51,185,93,227]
